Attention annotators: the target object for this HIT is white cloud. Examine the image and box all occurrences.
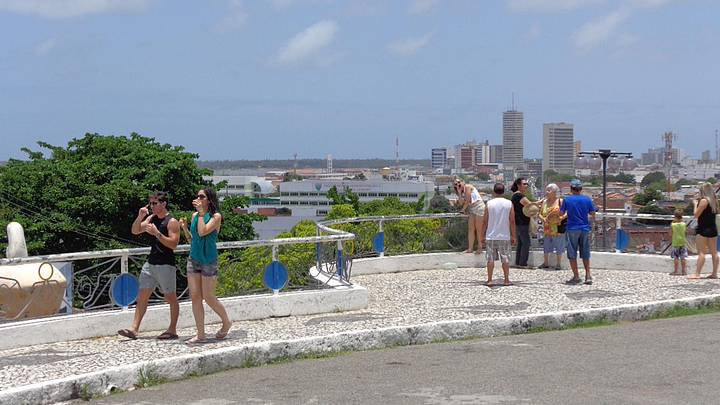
[507,0,604,12]
[409,0,439,14]
[275,20,338,66]
[572,8,630,50]
[214,0,248,33]
[0,0,151,19]
[34,38,56,55]
[387,33,433,56]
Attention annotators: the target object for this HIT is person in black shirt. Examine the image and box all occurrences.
[118,191,181,340]
[511,178,534,268]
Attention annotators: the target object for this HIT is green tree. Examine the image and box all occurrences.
[633,187,664,206]
[429,191,452,213]
[675,178,695,188]
[326,186,360,212]
[641,171,666,186]
[475,172,490,181]
[609,172,635,184]
[0,133,262,256]
[708,177,717,184]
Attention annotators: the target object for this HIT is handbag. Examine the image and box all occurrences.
[557,198,567,234]
[557,217,567,234]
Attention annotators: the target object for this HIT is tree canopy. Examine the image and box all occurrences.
[0,133,262,256]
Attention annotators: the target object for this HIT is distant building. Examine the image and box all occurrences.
[641,147,678,166]
[489,144,503,163]
[701,150,711,162]
[543,123,575,175]
[204,176,276,198]
[574,140,582,156]
[458,144,476,170]
[475,140,491,165]
[503,110,524,168]
[431,147,447,170]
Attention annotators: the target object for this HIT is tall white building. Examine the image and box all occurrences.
[431,147,447,170]
[543,123,575,175]
[503,110,524,168]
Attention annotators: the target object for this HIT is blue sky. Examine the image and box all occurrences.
[1,0,718,161]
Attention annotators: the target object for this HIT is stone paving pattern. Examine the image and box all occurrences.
[2,267,720,391]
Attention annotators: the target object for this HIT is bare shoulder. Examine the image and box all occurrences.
[213,212,223,221]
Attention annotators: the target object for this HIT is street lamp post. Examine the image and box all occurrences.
[577,149,633,250]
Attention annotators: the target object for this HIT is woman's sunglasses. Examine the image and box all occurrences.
[195,195,207,200]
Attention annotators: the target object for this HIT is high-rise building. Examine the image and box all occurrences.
[476,140,491,165]
[574,140,582,156]
[490,145,503,163]
[431,148,447,170]
[543,123,575,175]
[459,145,475,169]
[503,110,524,168]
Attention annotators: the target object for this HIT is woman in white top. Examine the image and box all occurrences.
[453,178,486,254]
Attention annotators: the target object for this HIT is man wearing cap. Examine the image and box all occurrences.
[560,179,597,285]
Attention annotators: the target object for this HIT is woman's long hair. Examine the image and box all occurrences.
[510,177,525,193]
[453,178,464,196]
[700,182,718,214]
[203,187,221,215]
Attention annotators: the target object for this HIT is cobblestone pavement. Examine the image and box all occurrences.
[2,267,719,391]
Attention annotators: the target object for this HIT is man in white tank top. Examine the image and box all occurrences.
[480,183,517,286]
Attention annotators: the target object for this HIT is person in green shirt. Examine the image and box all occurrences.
[669,210,688,276]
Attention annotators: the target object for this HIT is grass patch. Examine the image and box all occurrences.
[649,301,720,320]
[135,366,166,389]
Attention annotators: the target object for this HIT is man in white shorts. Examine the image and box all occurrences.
[480,183,517,286]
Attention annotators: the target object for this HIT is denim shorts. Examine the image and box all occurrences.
[187,258,219,277]
[543,235,566,254]
[566,230,591,260]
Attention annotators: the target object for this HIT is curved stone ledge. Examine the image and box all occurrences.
[3,293,718,405]
[351,251,697,275]
[0,285,368,351]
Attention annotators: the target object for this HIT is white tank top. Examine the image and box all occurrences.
[469,187,481,204]
[486,197,512,241]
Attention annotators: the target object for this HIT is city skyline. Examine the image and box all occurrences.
[1,0,719,161]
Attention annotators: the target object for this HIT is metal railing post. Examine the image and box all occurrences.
[272,244,279,295]
[336,240,344,279]
[615,216,623,253]
[120,253,129,310]
[378,219,385,258]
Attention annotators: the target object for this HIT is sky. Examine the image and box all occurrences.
[1,0,719,161]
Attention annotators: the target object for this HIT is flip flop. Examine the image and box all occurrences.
[185,336,208,345]
[156,331,179,340]
[118,329,138,340]
[705,275,718,279]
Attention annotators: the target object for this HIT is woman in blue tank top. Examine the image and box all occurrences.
[180,187,232,344]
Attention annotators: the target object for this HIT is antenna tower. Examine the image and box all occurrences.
[293,153,298,176]
[395,136,400,174]
[326,154,332,174]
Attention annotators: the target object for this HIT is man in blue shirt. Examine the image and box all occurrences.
[560,179,597,285]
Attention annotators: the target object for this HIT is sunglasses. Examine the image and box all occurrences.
[195,194,207,200]
[148,201,162,206]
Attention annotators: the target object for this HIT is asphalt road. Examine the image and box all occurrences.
[89,313,720,405]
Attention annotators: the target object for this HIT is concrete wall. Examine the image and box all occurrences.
[0,286,367,351]
[352,250,690,275]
